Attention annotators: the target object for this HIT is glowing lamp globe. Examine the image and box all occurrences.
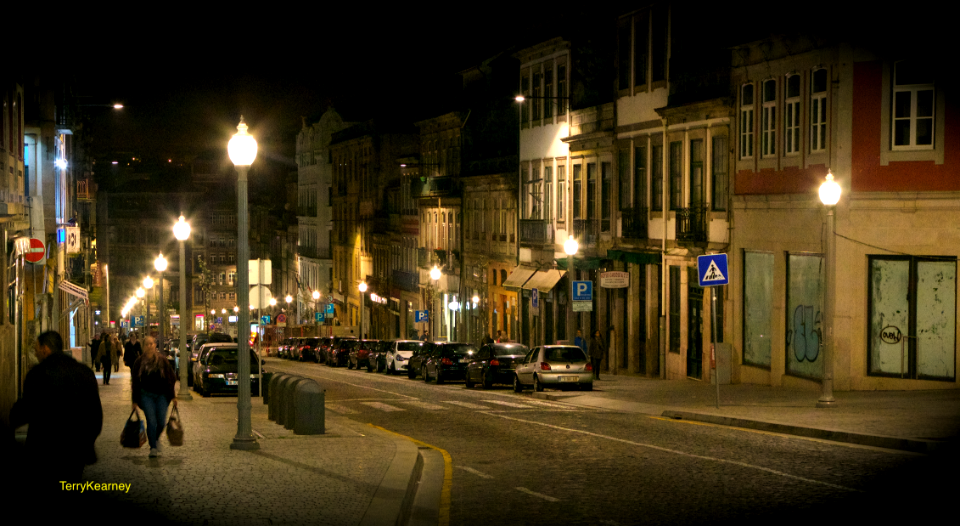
[228,118,258,167]
[173,216,191,241]
[819,171,841,206]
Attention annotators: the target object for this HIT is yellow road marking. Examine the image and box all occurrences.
[369,424,452,526]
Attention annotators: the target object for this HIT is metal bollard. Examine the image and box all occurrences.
[267,374,288,421]
[293,380,325,435]
[284,377,311,431]
[261,372,275,404]
[275,375,299,427]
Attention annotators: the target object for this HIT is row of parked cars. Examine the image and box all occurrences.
[272,336,594,392]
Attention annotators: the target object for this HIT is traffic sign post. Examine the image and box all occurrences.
[697,254,729,409]
[531,288,539,315]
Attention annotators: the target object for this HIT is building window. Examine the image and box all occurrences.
[618,17,631,90]
[587,163,597,220]
[634,145,647,209]
[558,60,567,115]
[652,145,663,211]
[892,61,935,150]
[618,148,631,210]
[869,257,955,380]
[544,165,553,221]
[711,136,728,212]
[521,165,531,219]
[520,72,530,125]
[651,4,668,83]
[786,253,823,380]
[532,165,542,219]
[601,162,611,232]
[557,165,566,221]
[810,69,827,152]
[740,84,754,158]
[573,164,582,219]
[634,10,649,87]
[743,251,773,368]
[544,65,554,119]
[532,69,542,121]
[689,139,704,207]
[761,79,777,157]
[785,74,801,155]
[669,142,682,210]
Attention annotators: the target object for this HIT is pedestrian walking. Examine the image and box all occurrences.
[9,331,102,489]
[494,330,503,343]
[111,333,123,373]
[95,332,112,384]
[132,336,178,458]
[124,332,142,370]
[589,330,605,380]
[420,329,430,342]
[574,329,587,357]
[89,333,102,372]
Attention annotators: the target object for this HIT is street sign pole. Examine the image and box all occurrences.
[712,287,720,409]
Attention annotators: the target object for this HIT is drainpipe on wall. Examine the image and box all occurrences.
[660,117,668,380]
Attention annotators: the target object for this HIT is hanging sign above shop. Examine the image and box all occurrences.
[600,271,629,288]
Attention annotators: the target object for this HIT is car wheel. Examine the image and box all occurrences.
[513,375,524,393]
[580,383,593,391]
[408,366,416,379]
[534,374,544,392]
[482,370,493,389]
[465,371,475,388]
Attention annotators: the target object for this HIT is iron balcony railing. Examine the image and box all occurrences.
[573,219,600,245]
[393,269,419,292]
[519,219,553,245]
[675,206,709,243]
[621,207,648,239]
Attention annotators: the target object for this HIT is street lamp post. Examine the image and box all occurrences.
[564,235,579,343]
[358,282,367,339]
[228,116,259,450]
[143,277,154,338]
[173,215,192,400]
[155,254,167,352]
[817,170,841,408]
[430,265,441,341]
[312,290,320,335]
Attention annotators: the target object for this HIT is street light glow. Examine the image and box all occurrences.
[819,171,841,206]
[269,298,277,307]
[113,103,124,109]
[155,253,168,272]
[430,266,442,281]
[228,117,258,166]
[564,235,579,256]
[136,287,145,298]
[312,290,320,301]
[358,282,367,293]
[173,215,191,241]
[285,295,293,304]
[515,95,526,102]
[143,277,154,289]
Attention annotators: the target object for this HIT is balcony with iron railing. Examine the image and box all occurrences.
[393,269,419,292]
[298,246,331,260]
[519,219,553,245]
[573,219,600,245]
[297,206,317,217]
[675,206,709,244]
[621,207,648,240]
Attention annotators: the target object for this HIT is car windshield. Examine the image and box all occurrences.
[492,344,528,356]
[397,342,423,352]
[544,347,587,363]
[207,348,260,368]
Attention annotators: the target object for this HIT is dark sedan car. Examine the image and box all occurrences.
[406,342,435,379]
[423,342,477,384]
[465,343,529,389]
[193,344,264,397]
[295,337,323,362]
[328,338,358,367]
[348,339,379,370]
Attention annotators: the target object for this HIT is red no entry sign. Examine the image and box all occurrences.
[25,238,45,263]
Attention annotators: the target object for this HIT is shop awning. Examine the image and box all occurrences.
[607,249,662,266]
[502,266,536,290]
[522,269,566,293]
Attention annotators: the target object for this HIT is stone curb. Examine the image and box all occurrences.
[660,410,948,454]
[356,423,423,526]
[408,447,444,526]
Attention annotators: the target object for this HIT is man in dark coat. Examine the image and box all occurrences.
[124,331,142,369]
[9,330,103,489]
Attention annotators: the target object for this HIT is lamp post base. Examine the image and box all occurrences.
[816,398,838,408]
[230,437,260,450]
[177,389,194,401]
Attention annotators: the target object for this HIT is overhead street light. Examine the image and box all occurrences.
[228,116,259,451]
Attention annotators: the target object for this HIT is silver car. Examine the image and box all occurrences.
[384,340,427,375]
[513,345,593,392]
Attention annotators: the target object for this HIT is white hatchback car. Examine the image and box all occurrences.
[384,340,428,375]
[513,345,593,392]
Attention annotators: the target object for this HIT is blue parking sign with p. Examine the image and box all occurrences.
[315,312,324,322]
[572,281,593,301]
[415,310,429,323]
[697,254,729,287]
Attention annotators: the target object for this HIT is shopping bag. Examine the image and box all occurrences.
[120,409,146,448]
[166,406,184,446]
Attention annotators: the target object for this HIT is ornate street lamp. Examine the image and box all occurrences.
[228,116,259,450]
[358,282,368,338]
[155,253,168,352]
[817,171,841,408]
[173,215,192,400]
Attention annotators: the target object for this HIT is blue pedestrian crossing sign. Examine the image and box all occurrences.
[415,310,429,323]
[697,254,729,287]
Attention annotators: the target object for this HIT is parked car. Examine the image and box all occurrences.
[406,342,435,379]
[328,338,358,367]
[384,340,425,375]
[296,337,323,362]
[193,343,264,397]
[513,345,593,392]
[315,337,335,364]
[371,340,393,372]
[190,332,233,363]
[348,339,379,370]
[465,343,529,389]
[422,342,477,384]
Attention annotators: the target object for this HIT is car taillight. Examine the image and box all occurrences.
[585,363,593,371]
[540,362,551,371]
[489,359,501,366]
[441,357,454,366]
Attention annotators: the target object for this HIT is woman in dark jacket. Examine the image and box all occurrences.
[94,332,112,384]
[588,330,605,380]
[132,336,178,458]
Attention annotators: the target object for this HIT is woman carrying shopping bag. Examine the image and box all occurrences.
[131,336,178,458]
